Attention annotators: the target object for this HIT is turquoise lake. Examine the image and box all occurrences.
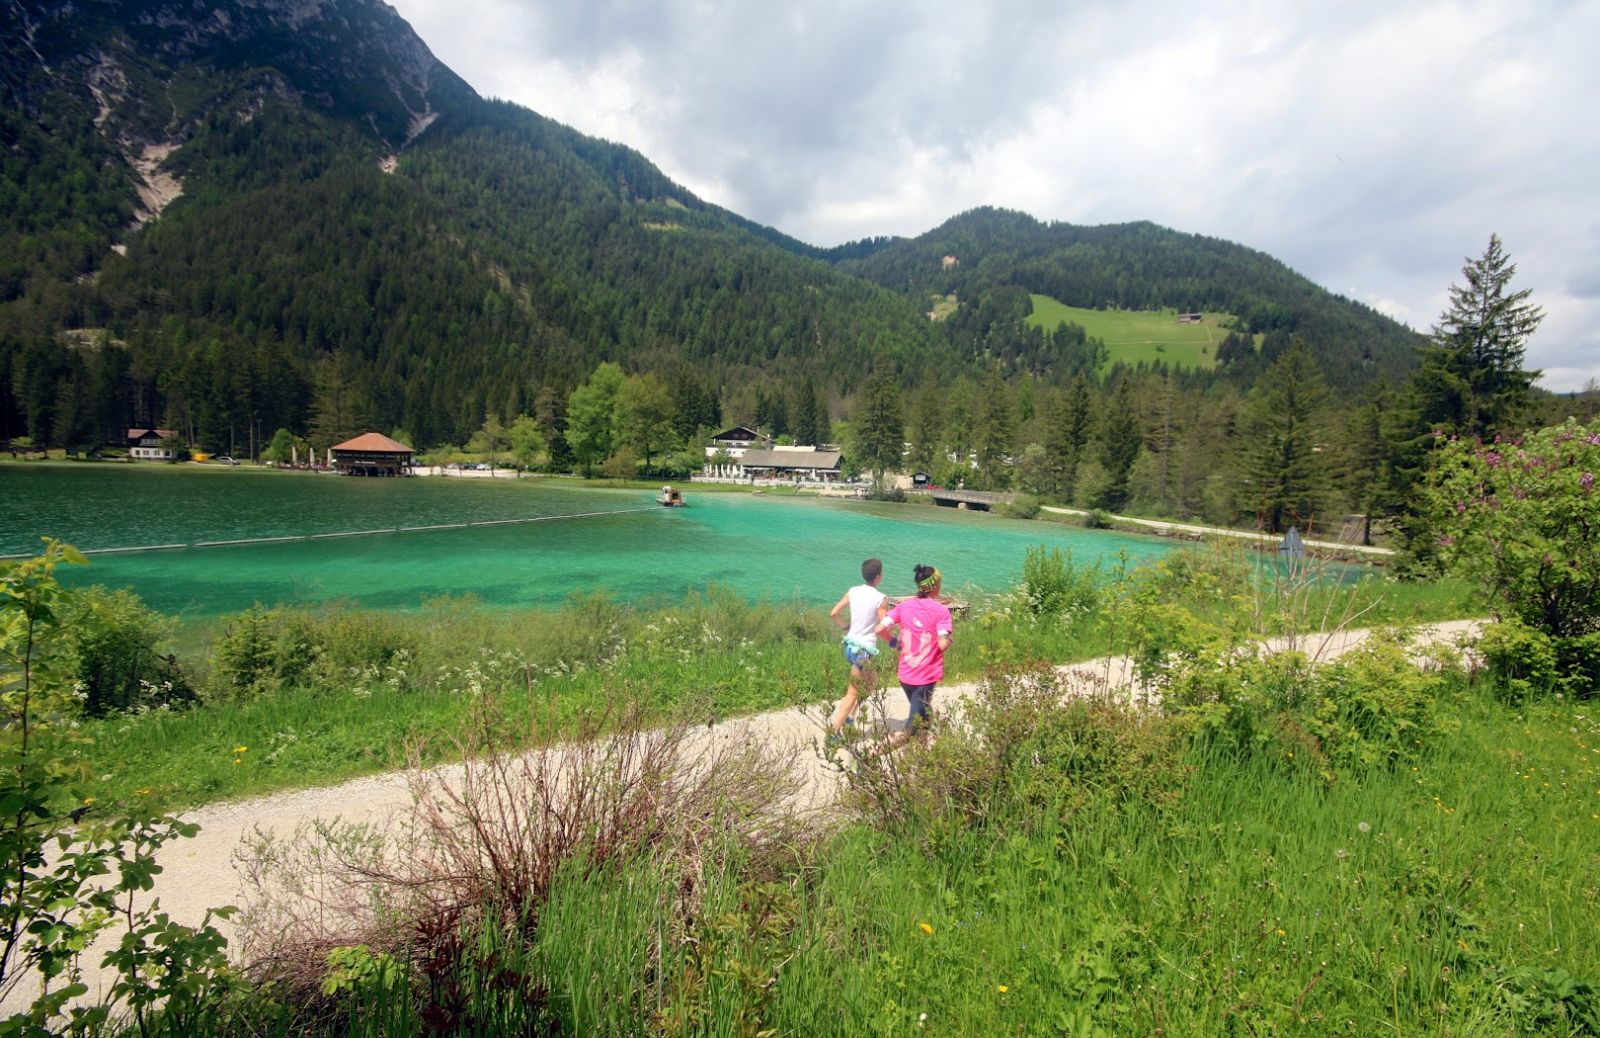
[0,465,1180,616]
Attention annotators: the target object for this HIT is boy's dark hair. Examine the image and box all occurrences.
[861,557,883,583]
[913,563,939,596]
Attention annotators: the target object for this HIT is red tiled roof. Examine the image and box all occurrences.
[331,432,413,453]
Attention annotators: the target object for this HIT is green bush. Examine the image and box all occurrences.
[275,609,418,694]
[1307,632,1454,775]
[69,587,197,716]
[1003,495,1041,520]
[1554,632,1600,698]
[208,606,281,701]
[1019,544,1099,619]
[3,543,239,1035]
[1477,619,1559,703]
[208,605,419,701]
[843,662,1185,840]
[1083,508,1113,529]
[1421,418,1600,642]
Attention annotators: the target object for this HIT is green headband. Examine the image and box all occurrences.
[917,568,942,590]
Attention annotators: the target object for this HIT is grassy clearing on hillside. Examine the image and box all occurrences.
[1026,294,1238,371]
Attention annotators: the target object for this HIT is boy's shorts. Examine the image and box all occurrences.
[843,643,877,669]
[902,682,936,730]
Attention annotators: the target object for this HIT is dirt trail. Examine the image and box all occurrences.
[1041,505,1395,557]
[3,620,1478,1012]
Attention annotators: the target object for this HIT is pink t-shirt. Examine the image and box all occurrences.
[886,597,953,686]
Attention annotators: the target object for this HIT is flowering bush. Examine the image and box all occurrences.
[1420,419,1600,645]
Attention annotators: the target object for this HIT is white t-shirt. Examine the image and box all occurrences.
[845,583,888,648]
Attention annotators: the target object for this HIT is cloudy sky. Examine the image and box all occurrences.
[389,0,1600,390]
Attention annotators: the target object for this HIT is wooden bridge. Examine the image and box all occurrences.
[910,488,1017,511]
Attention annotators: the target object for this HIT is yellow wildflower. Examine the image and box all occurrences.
[997,985,1009,994]
[233,745,248,754]
[82,796,94,805]
[919,922,934,936]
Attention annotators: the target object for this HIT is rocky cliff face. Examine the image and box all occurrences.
[3,0,478,222]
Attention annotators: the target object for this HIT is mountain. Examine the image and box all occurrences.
[837,208,1424,392]
[1,0,952,451]
[0,0,1419,457]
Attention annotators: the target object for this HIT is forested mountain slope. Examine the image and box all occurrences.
[0,0,946,449]
[839,208,1423,393]
[1,0,1420,457]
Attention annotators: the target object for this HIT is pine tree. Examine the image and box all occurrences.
[791,378,823,447]
[307,356,364,451]
[1097,379,1141,511]
[854,367,904,488]
[1387,235,1544,521]
[534,385,573,472]
[1043,375,1094,503]
[1410,233,1544,442]
[1235,342,1332,533]
[972,374,1015,487]
[907,383,945,472]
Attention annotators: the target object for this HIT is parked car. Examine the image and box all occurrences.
[215,456,239,466]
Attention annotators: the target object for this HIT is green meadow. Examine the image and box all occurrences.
[1026,293,1236,371]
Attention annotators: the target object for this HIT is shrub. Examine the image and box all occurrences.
[841,662,1185,840]
[1307,631,1454,774]
[1084,508,1112,529]
[1420,418,1600,642]
[69,587,197,716]
[1477,619,1558,702]
[3,542,239,1035]
[1477,619,1600,701]
[1003,494,1041,520]
[275,608,418,693]
[1019,544,1099,619]
[209,605,281,701]
[237,698,808,1016]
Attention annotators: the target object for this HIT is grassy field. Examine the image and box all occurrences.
[1025,294,1243,372]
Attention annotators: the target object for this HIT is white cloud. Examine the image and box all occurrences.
[391,0,1600,390]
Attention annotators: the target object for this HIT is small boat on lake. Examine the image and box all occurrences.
[657,485,685,507]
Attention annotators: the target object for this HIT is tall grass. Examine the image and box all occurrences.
[212,672,1600,1037]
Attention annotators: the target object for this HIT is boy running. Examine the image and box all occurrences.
[828,557,888,739]
[878,564,952,743]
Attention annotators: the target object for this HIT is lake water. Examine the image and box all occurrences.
[0,465,1179,616]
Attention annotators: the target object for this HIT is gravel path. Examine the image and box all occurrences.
[4,619,1479,1013]
[1040,506,1396,557]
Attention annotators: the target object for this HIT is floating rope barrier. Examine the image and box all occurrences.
[0,507,658,559]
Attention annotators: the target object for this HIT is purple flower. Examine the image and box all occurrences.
[1439,536,1455,548]
[1483,451,1503,468]
[1586,434,1600,447]
[1583,471,1595,493]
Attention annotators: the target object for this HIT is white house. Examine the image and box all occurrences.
[126,428,179,461]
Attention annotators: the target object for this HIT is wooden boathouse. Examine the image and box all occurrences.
[329,432,414,476]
